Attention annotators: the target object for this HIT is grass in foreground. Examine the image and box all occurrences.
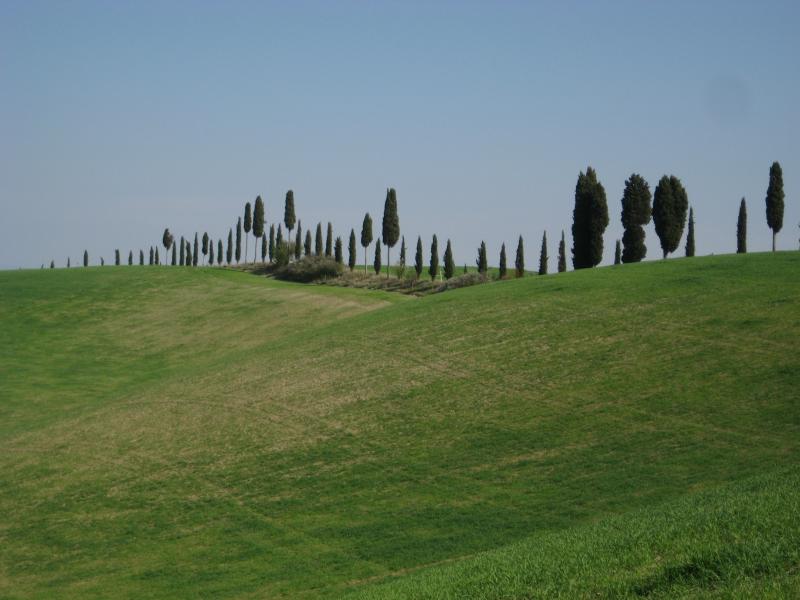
[0,253,798,598]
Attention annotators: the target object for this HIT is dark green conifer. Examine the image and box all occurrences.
[84,250,89,267]
[614,240,621,265]
[148,247,153,265]
[115,249,120,266]
[373,237,382,275]
[315,222,323,256]
[101,257,105,266]
[429,235,439,280]
[269,224,275,262]
[558,231,567,273]
[171,244,176,265]
[67,257,71,268]
[209,239,215,265]
[620,174,652,263]
[361,213,373,274]
[261,233,267,262]
[162,228,174,265]
[294,221,302,260]
[444,239,455,279]
[382,188,400,277]
[193,233,199,267]
[243,201,252,261]
[253,196,265,262]
[325,222,333,257]
[571,166,609,269]
[653,175,689,258]
[398,236,406,278]
[499,243,507,278]
[128,250,133,266]
[539,232,548,275]
[766,161,785,251]
[515,235,524,277]
[185,240,191,267]
[50,260,55,269]
[335,236,343,265]
[235,218,242,263]
[476,241,487,274]
[217,239,223,265]
[737,198,747,254]
[276,225,284,251]
[227,229,233,264]
[202,232,209,265]
[284,190,296,237]
[139,250,144,265]
[304,230,312,256]
[685,207,695,257]
[154,248,159,265]
[348,229,357,271]
[415,236,423,279]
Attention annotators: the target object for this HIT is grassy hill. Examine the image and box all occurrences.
[1,253,798,598]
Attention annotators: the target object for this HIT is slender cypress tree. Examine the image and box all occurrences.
[235,218,242,263]
[67,257,71,268]
[348,229,357,271]
[243,201,252,262]
[653,175,689,258]
[304,230,312,256]
[149,247,154,265]
[253,195,265,263]
[294,221,302,260]
[209,239,215,265]
[558,230,567,272]
[415,236,424,279]
[276,225,283,251]
[84,250,89,267]
[193,233,199,267]
[620,174,652,263]
[429,235,439,280]
[202,232,209,265]
[766,161,785,251]
[515,235,524,277]
[361,213,373,275]
[154,247,159,265]
[171,244,176,265]
[261,233,267,262]
[315,222,323,256]
[227,229,233,264]
[737,197,747,253]
[139,250,144,265]
[571,166,609,269]
[128,250,133,266]
[325,222,333,257]
[50,260,55,269]
[476,241,487,274]
[101,257,105,266]
[269,224,275,262]
[217,239,223,265]
[398,236,406,278]
[539,231,548,275]
[335,236,343,265]
[284,190,296,240]
[162,228,174,266]
[614,240,622,265]
[444,239,455,279]
[185,240,192,267]
[685,207,695,257]
[499,243,507,278]
[373,237,382,274]
[382,188,400,277]
[115,249,120,266]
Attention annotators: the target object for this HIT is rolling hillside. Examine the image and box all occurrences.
[1,253,798,598]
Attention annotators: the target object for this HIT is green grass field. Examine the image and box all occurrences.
[1,253,798,598]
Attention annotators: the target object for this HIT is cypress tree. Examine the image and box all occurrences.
[476,241,487,274]
[243,201,252,262]
[155,247,160,265]
[652,175,689,258]
[382,187,400,277]
[180,235,186,265]
[685,207,695,257]
[235,218,242,263]
[304,230,312,256]
[325,222,333,257]
[185,240,192,266]
[128,250,133,266]
[335,236,343,265]
[149,247,154,265]
[620,173,652,263]
[315,222,323,256]
[373,237,382,275]
[284,190,296,239]
[261,233,267,262]
[429,235,439,281]
[614,240,621,265]
[276,225,284,251]
[294,221,302,260]
[162,228,174,266]
[202,232,209,265]
[269,224,275,262]
[209,239,215,265]
[558,231,567,272]
[444,239,455,279]
[766,161,785,251]
[253,196,265,262]
[227,229,233,264]
[737,197,747,254]
[348,229,357,271]
[539,231,548,275]
[50,260,55,269]
[398,236,406,278]
[193,233,199,267]
[84,250,89,267]
[101,257,105,267]
[171,244,176,266]
[499,243,507,278]
[115,249,120,266]
[571,166,609,269]
[515,235,524,277]
[68,257,71,268]
[464,264,468,274]
[139,250,144,265]
[415,236,424,279]
[361,213,373,275]
[217,239,223,265]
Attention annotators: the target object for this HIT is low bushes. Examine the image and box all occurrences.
[274,255,342,282]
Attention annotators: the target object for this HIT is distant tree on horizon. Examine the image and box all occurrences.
[558,231,566,272]
[539,231,548,275]
[276,225,284,252]
[269,224,276,262]
[253,196,265,263]
[128,250,133,266]
[335,236,343,265]
[202,232,209,265]
[294,221,302,260]
[685,208,695,257]
[361,213,373,275]
[572,166,608,269]
[227,229,233,265]
[304,230,312,256]
[193,233,199,267]
[614,240,621,265]
[325,222,333,257]
[429,235,439,281]
[179,236,185,265]
[499,243,507,278]
[382,188,400,278]
[235,218,242,263]
[83,250,88,267]
[415,236,423,279]
[398,236,406,278]
[163,228,174,266]
[261,233,267,262]
[154,247,159,265]
[217,239,223,265]
[653,175,689,258]
[171,243,176,265]
[243,201,252,262]
[208,238,215,265]
[737,198,747,254]
[67,257,71,268]
[476,241,487,274]
[148,246,154,265]
[50,260,55,269]
[373,237,382,274]
[348,229,357,271]
[284,190,296,240]
[444,239,455,279]
[139,250,144,266]
[766,161,785,251]
[515,235,524,277]
[315,222,323,256]
[621,173,651,263]
[101,257,105,266]
[115,249,120,266]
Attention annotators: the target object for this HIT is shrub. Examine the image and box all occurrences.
[275,255,342,283]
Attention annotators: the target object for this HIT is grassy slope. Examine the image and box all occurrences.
[0,253,798,598]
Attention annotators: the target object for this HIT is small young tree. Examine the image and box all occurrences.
[208,238,215,265]
[315,222,323,256]
[361,213,373,274]
[84,250,89,267]
[685,207,695,257]
[429,235,439,280]
[261,233,267,262]
[415,236,424,279]
[653,175,689,258]
[304,230,312,256]
[171,244,176,265]
[398,236,406,278]
[162,228,174,265]
[269,224,275,262]
[382,187,400,278]
[335,236,343,265]
[154,248,159,265]
[373,237,382,275]
[614,240,621,265]
[139,250,144,265]
[348,229,357,271]
[253,195,265,262]
[766,161,785,251]
[476,241,487,274]
[620,174,652,263]
[235,218,242,263]
[243,201,252,262]
[737,197,747,254]
[539,232,548,275]
[128,250,133,266]
[515,235,524,277]
[444,239,455,279]
[202,232,209,265]
[193,233,199,267]
[325,222,333,257]
[558,231,567,273]
[217,239,223,265]
[227,229,233,264]
[115,249,120,266]
[284,190,296,240]
[294,221,302,260]
[499,243,507,278]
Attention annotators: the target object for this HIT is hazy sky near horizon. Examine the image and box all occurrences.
[1,0,798,269]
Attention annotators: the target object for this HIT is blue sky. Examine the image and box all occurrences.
[1,0,798,268]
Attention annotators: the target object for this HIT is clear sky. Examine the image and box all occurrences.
[1,0,798,269]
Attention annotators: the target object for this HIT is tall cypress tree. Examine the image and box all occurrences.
[276,225,283,251]
[373,237,382,275]
[284,190,296,241]
[67,257,71,268]
[429,235,439,280]
[185,240,192,267]
[571,166,609,269]
[171,244,176,266]
[361,213,373,275]
[614,240,622,265]
[558,231,567,272]
[202,232,209,265]
[50,260,54,269]
[382,187,400,278]
[294,221,302,260]
[539,231,548,275]
[685,207,695,257]
[444,239,455,279]
[148,247,154,265]
[84,250,89,267]
[139,250,144,265]
[217,239,223,266]
[243,201,252,262]
[653,175,689,258]
[476,241,487,274]
[415,236,424,279]
[304,230,312,256]
[515,235,524,277]
[235,218,242,263]
[115,249,120,266]
[128,250,133,266]
[312,223,321,256]
[766,161,785,251]
[162,228,174,266]
[499,243,507,278]
[348,229,357,271]
[325,222,333,257]
[398,236,406,278]
[227,229,233,264]
[335,236,343,265]
[101,257,105,267]
[154,247,159,265]
[737,198,747,254]
[253,196,265,263]
[209,238,215,265]
[193,233,199,267]
[269,224,275,262]
[620,173,652,263]
[261,233,267,262]
[179,236,185,265]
